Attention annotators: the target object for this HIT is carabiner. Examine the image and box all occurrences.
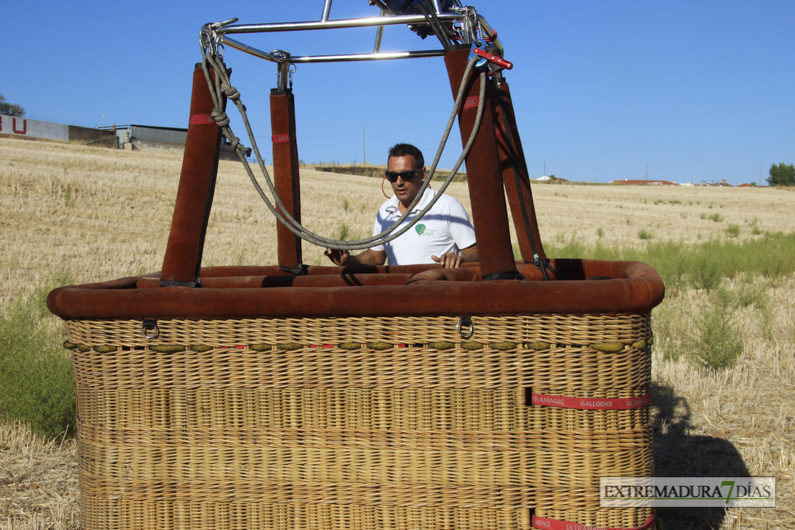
[473,47,513,71]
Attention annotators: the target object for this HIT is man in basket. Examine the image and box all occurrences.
[325,143,478,268]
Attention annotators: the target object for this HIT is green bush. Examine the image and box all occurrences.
[725,224,740,238]
[637,228,654,240]
[0,276,76,439]
[689,249,724,291]
[688,288,744,370]
[733,276,770,309]
[704,213,724,222]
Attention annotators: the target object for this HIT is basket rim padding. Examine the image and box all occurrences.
[47,259,664,320]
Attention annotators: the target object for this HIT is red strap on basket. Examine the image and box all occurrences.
[531,393,651,410]
[532,514,656,530]
[189,113,216,125]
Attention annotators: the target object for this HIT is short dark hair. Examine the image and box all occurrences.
[388,143,424,169]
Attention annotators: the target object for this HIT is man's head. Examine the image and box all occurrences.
[386,143,426,210]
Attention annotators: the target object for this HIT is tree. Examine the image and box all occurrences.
[767,163,795,187]
[0,93,25,117]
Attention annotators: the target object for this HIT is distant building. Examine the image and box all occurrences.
[610,178,678,186]
[535,175,569,183]
[1,115,116,147]
[108,124,238,160]
[701,179,733,187]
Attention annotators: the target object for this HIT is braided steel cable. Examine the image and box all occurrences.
[199,47,487,251]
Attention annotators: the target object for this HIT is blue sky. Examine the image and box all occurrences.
[3,1,793,185]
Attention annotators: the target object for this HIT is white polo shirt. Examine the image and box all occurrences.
[370,188,477,265]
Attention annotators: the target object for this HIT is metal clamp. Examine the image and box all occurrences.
[142,319,160,339]
[456,316,474,339]
[202,19,237,57]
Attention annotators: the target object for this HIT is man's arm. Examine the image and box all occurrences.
[325,248,387,267]
[461,244,478,263]
[431,244,478,268]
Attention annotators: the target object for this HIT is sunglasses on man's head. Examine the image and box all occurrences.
[385,169,422,183]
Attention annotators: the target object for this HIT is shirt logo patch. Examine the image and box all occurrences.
[415,224,437,237]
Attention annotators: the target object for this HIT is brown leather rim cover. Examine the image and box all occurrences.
[48,259,664,320]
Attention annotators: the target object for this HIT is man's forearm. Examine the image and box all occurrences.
[347,249,382,267]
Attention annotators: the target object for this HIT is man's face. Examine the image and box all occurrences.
[387,155,425,208]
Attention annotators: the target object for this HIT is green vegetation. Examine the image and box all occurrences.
[767,162,795,186]
[63,183,75,208]
[701,212,724,222]
[548,231,795,292]
[659,278,772,370]
[335,222,350,241]
[0,274,76,438]
[546,232,795,370]
[688,287,744,370]
[0,92,25,117]
[637,228,654,240]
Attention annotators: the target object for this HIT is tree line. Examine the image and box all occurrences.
[767,163,795,187]
[0,93,25,117]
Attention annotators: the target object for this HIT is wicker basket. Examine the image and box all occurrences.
[49,45,664,529]
[61,307,656,530]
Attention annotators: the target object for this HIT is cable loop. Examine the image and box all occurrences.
[198,46,487,251]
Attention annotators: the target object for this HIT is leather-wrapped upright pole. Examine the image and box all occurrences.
[270,88,303,273]
[160,64,225,287]
[444,48,521,280]
[494,77,547,265]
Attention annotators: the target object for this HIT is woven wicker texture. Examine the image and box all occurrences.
[66,313,654,529]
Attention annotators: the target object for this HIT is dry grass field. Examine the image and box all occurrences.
[1,135,793,529]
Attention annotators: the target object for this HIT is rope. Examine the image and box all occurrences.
[199,47,488,251]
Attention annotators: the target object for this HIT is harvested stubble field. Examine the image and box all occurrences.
[1,135,793,529]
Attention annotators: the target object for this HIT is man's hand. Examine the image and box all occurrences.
[325,248,387,267]
[325,248,350,266]
[432,252,464,268]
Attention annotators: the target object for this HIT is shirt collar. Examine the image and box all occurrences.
[385,186,435,217]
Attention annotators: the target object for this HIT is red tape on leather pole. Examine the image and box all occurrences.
[463,96,481,110]
[189,114,215,125]
[272,133,292,144]
[531,393,651,410]
[532,514,656,530]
